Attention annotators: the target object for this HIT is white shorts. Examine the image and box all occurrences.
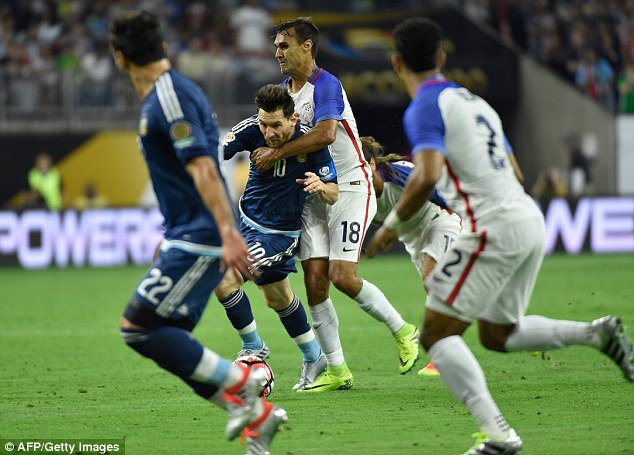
[401,209,462,275]
[298,188,376,262]
[425,215,546,324]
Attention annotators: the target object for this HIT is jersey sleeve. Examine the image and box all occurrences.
[167,93,217,165]
[404,91,446,157]
[221,115,260,160]
[311,147,337,183]
[313,74,345,123]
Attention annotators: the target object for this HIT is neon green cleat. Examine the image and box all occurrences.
[394,323,420,374]
[463,429,522,455]
[299,363,353,393]
[417,361,440,377]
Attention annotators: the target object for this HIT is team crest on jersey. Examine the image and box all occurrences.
[221,131,235,146]
[170,121,195,149]
[319,166,333,179]
[139,115,148,137]
[297,153,307,163]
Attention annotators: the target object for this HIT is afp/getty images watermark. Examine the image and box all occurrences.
[0,440,125,454]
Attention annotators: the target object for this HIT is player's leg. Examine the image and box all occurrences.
[328,190,420,374]
[259,278,326,390]
[297,197,352,391]
[423,230,522,453]
[215,268,268,359]
[299,257,353,392]
[415,209,462,377]
[478,218,634,382]
[120,248,284,442]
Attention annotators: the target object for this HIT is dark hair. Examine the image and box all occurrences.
[393,17,443,72]
[360,136,404,179]
[109,10,166,66]
[275,17,320,59]
[255,84,295,118]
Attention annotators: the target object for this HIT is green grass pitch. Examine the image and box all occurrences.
[1,253,633,454]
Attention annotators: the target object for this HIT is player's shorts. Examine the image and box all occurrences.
[240,223,299,286]
[401,208,462,275]
[425,215,546,325]
[297,187,376,263]
[126,244,223,330]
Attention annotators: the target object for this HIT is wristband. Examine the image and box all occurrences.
[383,209,405,230]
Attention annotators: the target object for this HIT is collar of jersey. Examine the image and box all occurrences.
[415,72,448,95]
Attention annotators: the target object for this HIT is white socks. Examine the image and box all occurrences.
[309,298,345,367]
[354,279,405,333]
[429,336,510,440]
[504,315,596,352]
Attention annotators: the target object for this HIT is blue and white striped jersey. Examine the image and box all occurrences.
[222,115,337,234]
[138,69,224,247]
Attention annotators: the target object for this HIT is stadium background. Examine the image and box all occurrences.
[1,0,633,267]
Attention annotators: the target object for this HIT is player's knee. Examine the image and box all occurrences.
[304,273,330,302]
[329,268,359,296]
[477,322,514,352]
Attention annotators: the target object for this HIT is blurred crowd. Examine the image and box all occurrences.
[2,0,634,113]
[462,0,634,113]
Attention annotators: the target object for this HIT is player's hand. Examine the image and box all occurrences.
[296,171,324,194]
[252,147,278,171]
[364,226,399,259]
[220,228,259,280]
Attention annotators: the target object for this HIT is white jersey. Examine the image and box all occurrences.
[404,75,542,233]
[284,67,373,191]
[373,160,462,265]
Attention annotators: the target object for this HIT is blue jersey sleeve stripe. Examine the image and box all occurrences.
[156,73,184,122]
[315,113,344,123]
[412,143,446,156]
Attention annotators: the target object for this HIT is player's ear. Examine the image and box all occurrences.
[113,51,127,70]
[438,50,447,69]
[290,112,298,126]
[303,39,313,55]
[391,54,402,74]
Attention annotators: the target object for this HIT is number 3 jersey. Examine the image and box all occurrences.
[404,74,541,233]
[221,115,337,235]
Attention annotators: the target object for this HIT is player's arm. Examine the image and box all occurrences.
[365,150,444,258]
[185,156,253,278]
[253,120,337,170]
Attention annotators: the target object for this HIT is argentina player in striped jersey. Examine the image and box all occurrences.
[111,11,287,453]
[214,84,338,391]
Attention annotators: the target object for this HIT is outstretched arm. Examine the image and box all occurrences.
[252,120,338,170]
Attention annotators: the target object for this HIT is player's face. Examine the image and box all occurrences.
[274,32,308,75]
[258,108,297,148]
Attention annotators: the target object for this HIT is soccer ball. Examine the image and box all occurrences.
[234,355,274,397]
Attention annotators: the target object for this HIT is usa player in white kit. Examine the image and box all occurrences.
[361,136,463,376]
[367,17,634,455]
[252,17,421,391]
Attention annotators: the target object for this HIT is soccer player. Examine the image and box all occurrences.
[252,17,420,391]
[215,84,338,390]
[366,17,634,455]
[360,136,462,377]
[110,11,287,453]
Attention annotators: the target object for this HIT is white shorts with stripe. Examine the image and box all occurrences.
[400,208,462,275]
[425,215,545,324]
[298,187,376,263]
